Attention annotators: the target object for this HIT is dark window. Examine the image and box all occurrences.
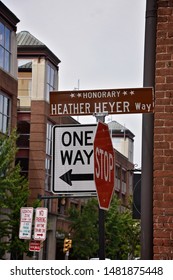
[17,121,30,148]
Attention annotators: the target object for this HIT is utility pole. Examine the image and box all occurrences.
[141,0,157,260]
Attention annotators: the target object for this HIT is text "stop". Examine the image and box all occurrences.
[95,148,114,182]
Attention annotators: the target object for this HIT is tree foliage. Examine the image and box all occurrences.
[69,198,99,259]
[68,196,140,260]
[0,131,29,259]
[105,197,140,259]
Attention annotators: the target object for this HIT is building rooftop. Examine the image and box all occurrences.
[17,31,61,66]
[0,1,20,30]
[108,120,126,131]
[18,61,32,70]
[108,121,135,139]
[17,31,44,46]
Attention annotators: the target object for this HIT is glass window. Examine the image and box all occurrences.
[5,27,10,50]
[0,22,11,72]
[46,122,52,156]
[16,120,30,149]
[18,78,32,107]
[46,64,55,102]
[18,78,32,97]
[0,23,4,45]
[4,50,10,71]
[15,158,29,178]
[0,92,10,134]
[0,46,4,68]
[122,169,127,194]
[45,122,52,191]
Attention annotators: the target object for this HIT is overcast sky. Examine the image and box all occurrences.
[3,0,146,167]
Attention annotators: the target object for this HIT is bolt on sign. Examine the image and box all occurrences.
[19,207,34,240]
[33,208,48,241]
[50,87,154,116]
[51,124,97,194]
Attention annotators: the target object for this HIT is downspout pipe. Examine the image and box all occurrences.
[141,0,157,259]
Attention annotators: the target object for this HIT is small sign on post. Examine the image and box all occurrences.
[33,207,48,241]
[29,240,41,252]
[19,207,34,240]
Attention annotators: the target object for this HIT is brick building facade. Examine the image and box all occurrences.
[154,0,173,259]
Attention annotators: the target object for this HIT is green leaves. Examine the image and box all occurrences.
[68,196,140,260]
[0,130,29,259]
[68,198,99,259]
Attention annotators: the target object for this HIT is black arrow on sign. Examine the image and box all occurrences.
[59,169,94,186]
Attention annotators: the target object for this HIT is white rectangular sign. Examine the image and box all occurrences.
[51,124,97,194]
[33,207,48,241]
[19,207,33,240]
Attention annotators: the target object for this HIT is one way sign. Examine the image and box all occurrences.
[51,124,97,194]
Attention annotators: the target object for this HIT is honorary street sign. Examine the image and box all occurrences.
[50,87,154,116]
[52,124,97,194]
[19,207,34,240]
[94,121,115,210]
[33,207,48,241]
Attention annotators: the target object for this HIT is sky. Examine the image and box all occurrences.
[3,0,146,167]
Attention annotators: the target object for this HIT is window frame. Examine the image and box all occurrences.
[45,122,52,191]
[0,21,11,72]
[46,63,55,102]
[0,91,11,134]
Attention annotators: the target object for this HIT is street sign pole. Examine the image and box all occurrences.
[94,113,107,260]
[99,208,105,260]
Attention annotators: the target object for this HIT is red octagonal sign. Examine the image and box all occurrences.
[94,121,115,210]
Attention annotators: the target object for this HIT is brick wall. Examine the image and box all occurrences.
[28,101,47,204]
[154,0,173,259]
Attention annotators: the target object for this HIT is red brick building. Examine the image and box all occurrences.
[154,0,173,259]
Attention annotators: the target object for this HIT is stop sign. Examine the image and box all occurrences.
[93,121,115,210]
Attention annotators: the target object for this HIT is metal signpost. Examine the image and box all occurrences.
[93,116,115,260]
[19,207,34,240]
[51,124,97,194]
